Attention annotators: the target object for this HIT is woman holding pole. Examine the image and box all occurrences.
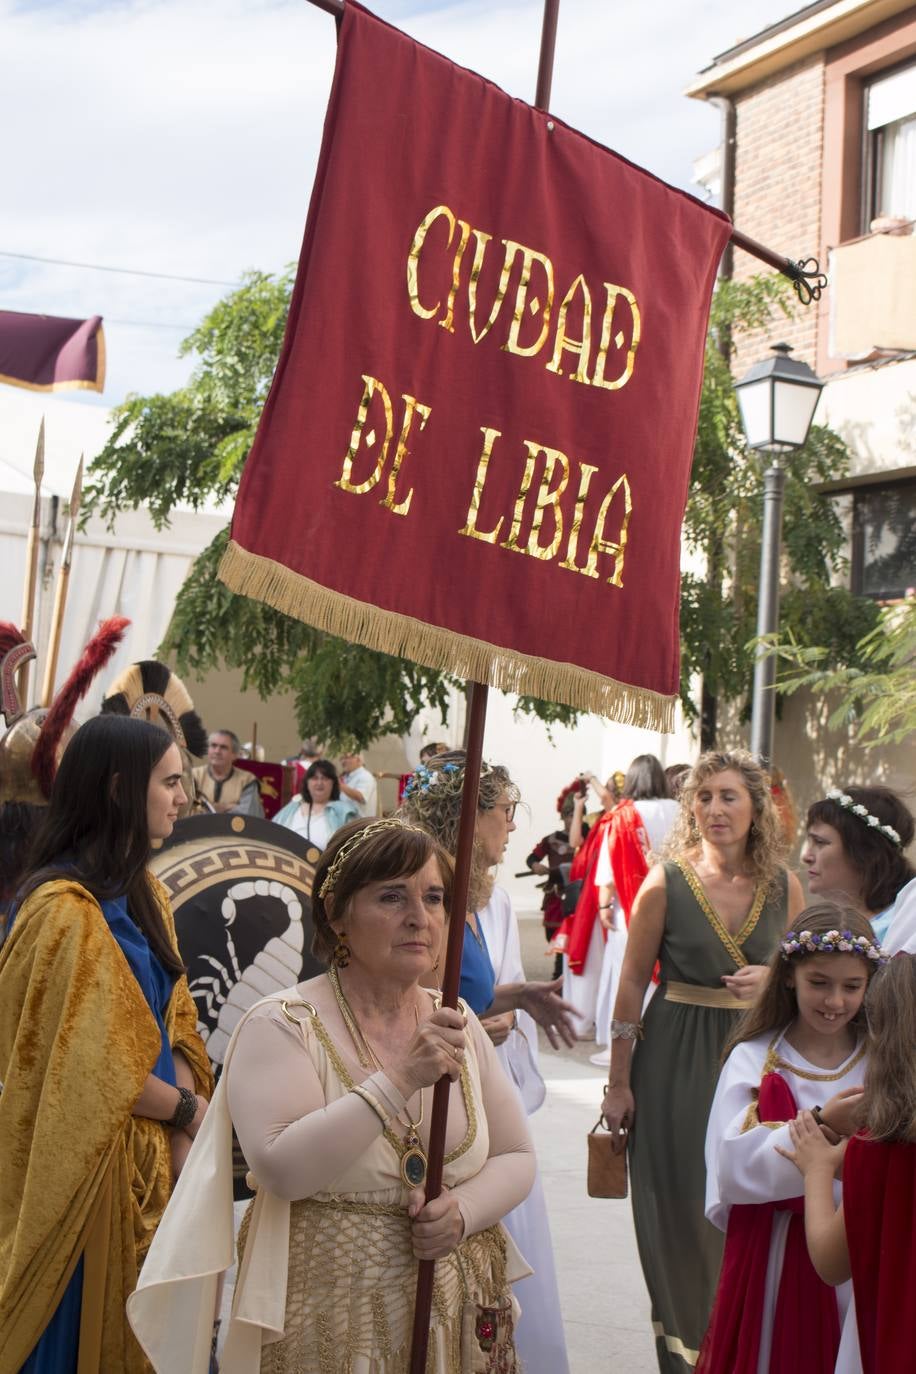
[128,817,534,1372]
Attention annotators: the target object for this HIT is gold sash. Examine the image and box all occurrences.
[664,980,747,1011]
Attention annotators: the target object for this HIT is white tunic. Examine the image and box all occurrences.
[479,887,570,1374]
[705,1029,867,1374]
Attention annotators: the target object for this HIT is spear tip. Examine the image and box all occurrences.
[69,455,84,517]
[33,417,45,484]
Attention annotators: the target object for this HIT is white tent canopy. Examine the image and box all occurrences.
[0,388,227,713]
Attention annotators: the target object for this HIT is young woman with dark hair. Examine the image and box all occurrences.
[274,757,357,850]
[803,785,915,942]
[0,714,212,1374]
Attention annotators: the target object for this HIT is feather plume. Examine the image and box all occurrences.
[0,623,25,659]
[32,617,130,799]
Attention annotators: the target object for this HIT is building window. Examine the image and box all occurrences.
[866,62,916,227]
[850,477,916,600]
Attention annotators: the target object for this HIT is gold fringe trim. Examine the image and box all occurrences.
[218,539,676,730]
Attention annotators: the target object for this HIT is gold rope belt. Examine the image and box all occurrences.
[664,980,747,1011]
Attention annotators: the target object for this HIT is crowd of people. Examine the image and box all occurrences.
[1,663,916,1374]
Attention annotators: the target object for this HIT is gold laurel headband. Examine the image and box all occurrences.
[317,818,430,900]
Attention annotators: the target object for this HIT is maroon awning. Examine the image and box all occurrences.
[0,310,105,394]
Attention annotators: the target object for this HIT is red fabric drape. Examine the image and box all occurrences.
[698,1072,840,1374]
[553,810,612,971]
[607,798,649,925]
[844,1135,916,1374]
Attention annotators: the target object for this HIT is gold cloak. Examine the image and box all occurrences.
[0,876,212,1373]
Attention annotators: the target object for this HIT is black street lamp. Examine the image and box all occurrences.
[734,342,824,768]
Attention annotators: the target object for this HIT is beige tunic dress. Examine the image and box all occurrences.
[128,990,533,1374]
[231,997,532,1372]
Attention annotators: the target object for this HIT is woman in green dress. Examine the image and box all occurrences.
[602,750,804,1372]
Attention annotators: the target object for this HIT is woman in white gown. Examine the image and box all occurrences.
[591,755,678,1066]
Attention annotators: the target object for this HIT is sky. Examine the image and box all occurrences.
[2,0,792,410]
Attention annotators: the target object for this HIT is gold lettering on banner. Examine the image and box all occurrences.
[407,206,455,321]
[500,445,539,554]
[546,275,593,383]
[380,395,432,516]
[592,284,641,391]
[336,376,394,494]
[525,445,570,560]
[502,245,554,358]
[439,218,473,334]
[336,376,430,519]
[468,233,514,345]
[459,427,505,544]
[405,204,643,390]
[457,426,632,588]
[559,463,599,572]
[580,474,632,585]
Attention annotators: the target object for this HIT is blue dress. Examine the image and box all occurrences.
[459,919,496,1018]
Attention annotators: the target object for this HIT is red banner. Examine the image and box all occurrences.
[221,2,730,728]
[235,759,286,819]
[0,310,105,394]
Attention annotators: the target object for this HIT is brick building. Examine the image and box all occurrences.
[688,0,916,805]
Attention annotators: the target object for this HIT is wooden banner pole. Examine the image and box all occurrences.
[408,679,488,1374]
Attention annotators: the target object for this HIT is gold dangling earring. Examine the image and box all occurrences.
[333,931,350,968]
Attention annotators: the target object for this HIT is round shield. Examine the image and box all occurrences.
[151,813,325,1066]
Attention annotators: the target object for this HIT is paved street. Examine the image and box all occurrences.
[518,912,657,1374]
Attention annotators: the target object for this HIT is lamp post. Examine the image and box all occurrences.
[734,342,823,768]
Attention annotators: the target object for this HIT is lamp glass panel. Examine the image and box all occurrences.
[773,380,820,447]
[736,378,772,447]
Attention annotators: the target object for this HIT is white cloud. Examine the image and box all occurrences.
[1,0,786,405]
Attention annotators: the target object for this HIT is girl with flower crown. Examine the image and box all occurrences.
[777,952,916,1374]
[698,902,885,1374]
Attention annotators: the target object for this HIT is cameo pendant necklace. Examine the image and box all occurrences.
[327,965,428,1188]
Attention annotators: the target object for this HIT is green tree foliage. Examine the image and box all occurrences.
[769,595,916,746]
[83,269,878,750]
[681,276,879,736]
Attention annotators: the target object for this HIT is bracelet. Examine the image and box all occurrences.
[610,1019,644,1041]
[166,1086,198,1131]
[811,1105,825,1128]
[598,905,612,911]
[350,1083,391,1129]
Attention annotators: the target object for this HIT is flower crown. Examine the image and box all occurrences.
[317,819,429,900]
[401,759,500,807]
[826,789,902,847]
[780,927,888,964]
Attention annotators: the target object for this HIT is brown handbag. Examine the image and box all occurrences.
[587,1115,628,1198]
